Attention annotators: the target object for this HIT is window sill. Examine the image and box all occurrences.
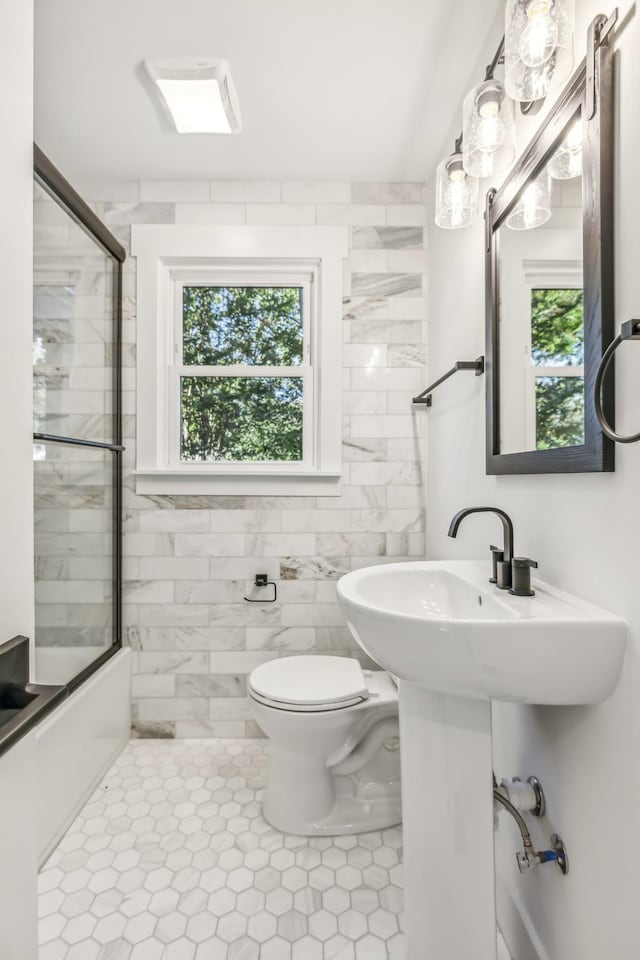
[133,468,342,497]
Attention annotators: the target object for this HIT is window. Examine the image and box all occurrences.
[530,286,585,450]
[517,259,584,452]
[132,225,347,495]
[174,272,311,466]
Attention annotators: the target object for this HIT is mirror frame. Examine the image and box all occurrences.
[485,36,614,475]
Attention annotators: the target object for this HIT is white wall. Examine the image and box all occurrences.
[0,3,37,958]
[426,3,640,957]
[0,734,38,960]
[0,0,35,646]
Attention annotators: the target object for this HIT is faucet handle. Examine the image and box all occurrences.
[489,544,504,584]
[509,557,538,598]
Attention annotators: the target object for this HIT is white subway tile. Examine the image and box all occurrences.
[387,249,429,272]
[346,250,389,273]
[178,719,246,738]
[351,183,424,204]
[386,486,424,508]
[123,580,174,603]
[350,462,422,486]
[246,626,316,651]
[246,204,315,225]
[210,181,281,202]
[207,698,253,720]
[209,652,275,673]
[208,603,280,627]
[281,604,346,627]
[140,181,210,202]
[74,180,140,201]
[350,415,417,439]
[244,534,316,556]
[137,698,208,721]
[387,438,422,461]
[136,651,209,674]
[174,581,241,604]
[136,604,209,627]
[315,533,386,556]
[342,392,387,415]
[317,205,386,226]
[137,557,210,580]
[139,511,210,533]
[350,368,423,392]
[35,581,105,604]
[125,534,174,557]
[174,534,246,557]
[342,345,388,368]
[175,203,246,224]
[352,509,423,533]
[210,557,280,580]
[279,511,351,534]
[132,674,176,698]
[281,181,350,203]
[175,627,246,651]
[315,581,338,603]
[386,204,426,225]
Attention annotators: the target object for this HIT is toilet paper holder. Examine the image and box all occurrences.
[244,573,277,603]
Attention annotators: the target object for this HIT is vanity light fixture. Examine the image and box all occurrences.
[505,168,552,229]
[144,57,242,134]
[434,0,573,231]
[463,78,516,178]
[436,34,510,229]
[504,0,574,103]
[548,117,582,178]
[435,143,479,229]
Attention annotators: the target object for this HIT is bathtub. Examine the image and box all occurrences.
[35,647,131,864]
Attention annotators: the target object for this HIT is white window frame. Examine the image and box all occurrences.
[131,225,348,496]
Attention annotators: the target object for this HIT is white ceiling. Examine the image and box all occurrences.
[34,0,500,183]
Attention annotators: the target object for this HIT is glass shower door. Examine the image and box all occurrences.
[32,151,125,687]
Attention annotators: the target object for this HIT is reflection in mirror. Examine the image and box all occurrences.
[498,110,584,455]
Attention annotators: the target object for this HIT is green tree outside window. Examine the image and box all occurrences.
[531,287,585,450]
[181,286,305,462]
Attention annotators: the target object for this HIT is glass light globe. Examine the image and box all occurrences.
[549,118,583,179]
[504,0,574,103]
[435,153,478,229]
[519,0,558,67]
[506,169,552,230]
[462,80,515,179]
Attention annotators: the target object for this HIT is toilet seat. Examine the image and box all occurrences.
[249,656,370,713]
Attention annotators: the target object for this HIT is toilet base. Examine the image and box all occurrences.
[262,746,402,836]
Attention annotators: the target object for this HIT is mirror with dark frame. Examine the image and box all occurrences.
[485,18,615,474]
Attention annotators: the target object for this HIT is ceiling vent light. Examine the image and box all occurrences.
[144,57,242,134]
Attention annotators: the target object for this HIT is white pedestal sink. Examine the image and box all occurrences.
[337,561,626,960]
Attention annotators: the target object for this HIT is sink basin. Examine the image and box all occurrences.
[338,560,627,959]
[337,560,627,705]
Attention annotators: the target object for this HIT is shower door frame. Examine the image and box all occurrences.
[33,145,126,692]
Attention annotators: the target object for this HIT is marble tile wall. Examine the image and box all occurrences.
[78,180,429,737]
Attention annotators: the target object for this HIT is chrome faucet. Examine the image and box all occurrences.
[447,506,515,590]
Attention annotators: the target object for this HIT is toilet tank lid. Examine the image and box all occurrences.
[249,656,369,707]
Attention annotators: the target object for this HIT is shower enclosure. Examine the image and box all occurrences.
[32,147,125,688]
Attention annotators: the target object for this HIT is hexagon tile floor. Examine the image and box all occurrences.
[38,739,407,960]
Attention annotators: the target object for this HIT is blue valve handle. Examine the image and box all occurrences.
[537,849,560,864]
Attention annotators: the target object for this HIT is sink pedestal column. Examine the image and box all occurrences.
[399,682,497,960]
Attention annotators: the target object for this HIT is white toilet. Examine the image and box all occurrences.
[248,655,401,836]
